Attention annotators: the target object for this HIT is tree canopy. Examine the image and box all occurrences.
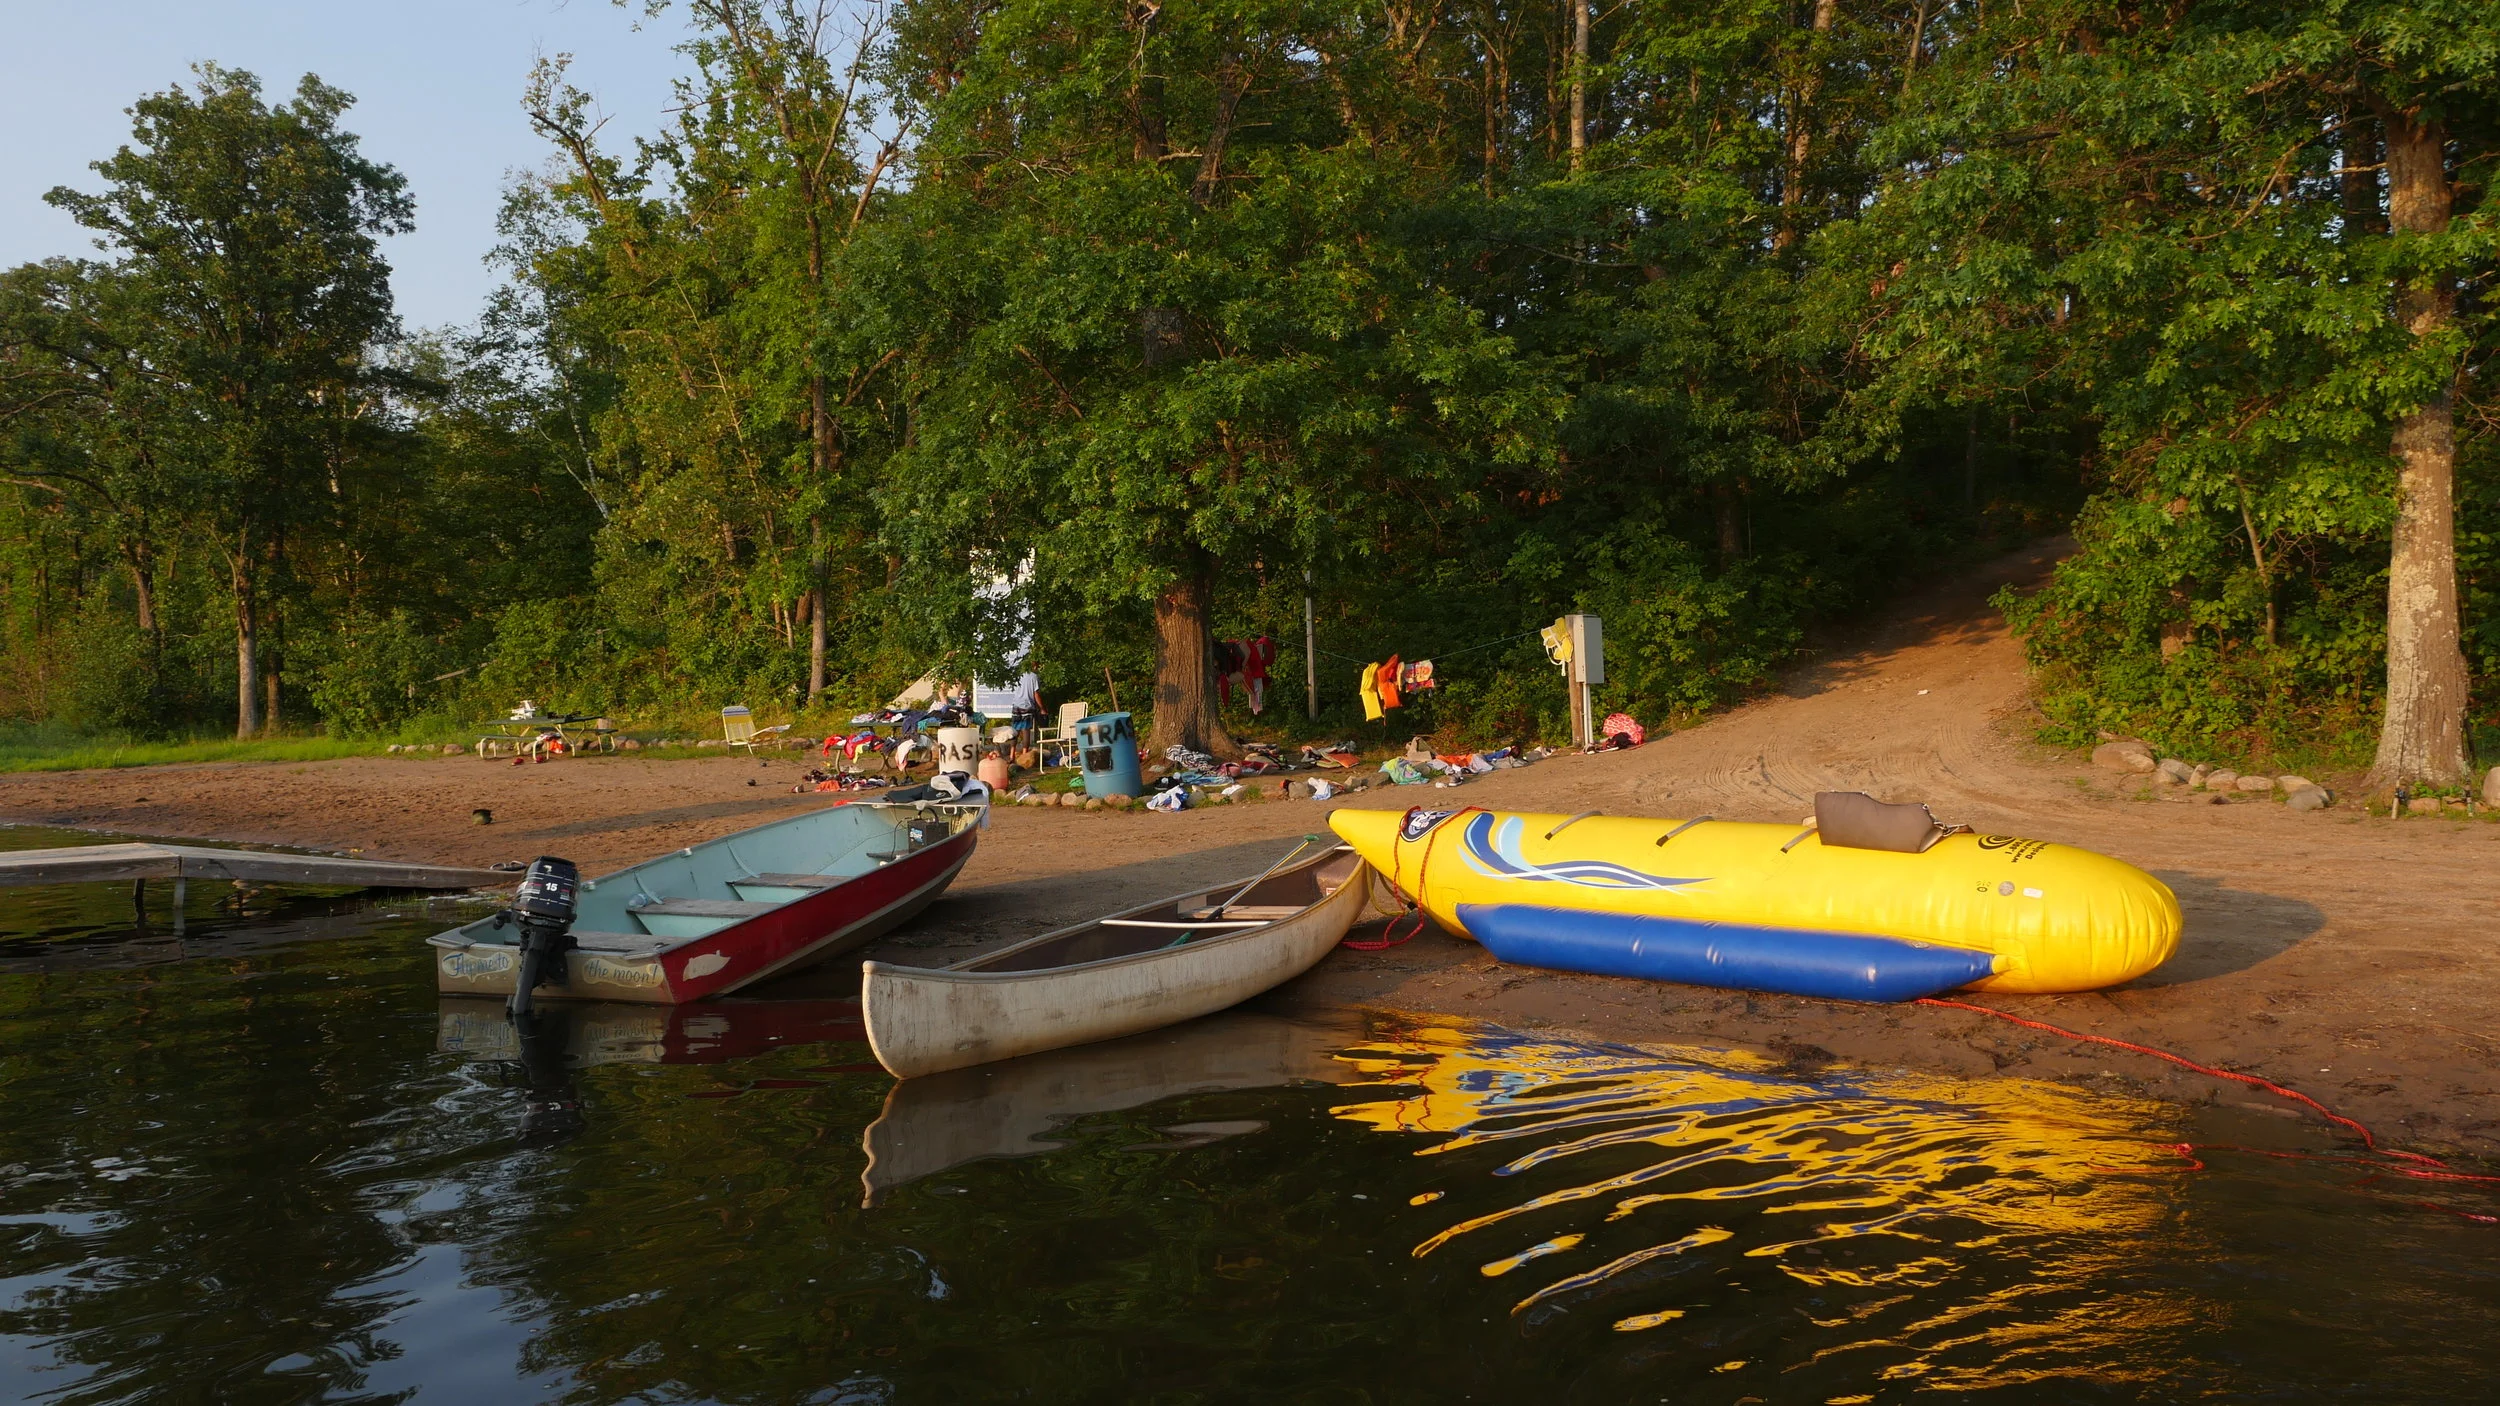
[2,2,2491,785]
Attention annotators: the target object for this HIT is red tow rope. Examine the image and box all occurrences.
[1916,996,2500,1184]
[1342,804,1484,951]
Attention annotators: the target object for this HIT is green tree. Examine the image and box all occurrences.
[869,0,1559,755]
[1842,0,2496,781]
[46,66,413,737]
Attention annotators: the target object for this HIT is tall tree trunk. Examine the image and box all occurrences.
[1146,560,1236,759]
[2367,110,2471,788]
[1777,0,1840,252]
[123,542,159,648]
[808,517,829,702]
[233,552,261,739]
[1716,485,1746,564]
[1902,0,1929,93]
[1567,0,1589,172]
[265,656,281,734]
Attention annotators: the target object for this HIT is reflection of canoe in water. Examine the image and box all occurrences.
[435,995,866,1066]
[1329,804,2181,999]
[428,799,982,1005]
[860,1008,1358,1206]
[861,846,1371,1078]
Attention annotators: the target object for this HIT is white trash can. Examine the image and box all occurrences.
[935,725,983,772]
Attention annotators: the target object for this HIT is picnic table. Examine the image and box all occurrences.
[474,712,617,759]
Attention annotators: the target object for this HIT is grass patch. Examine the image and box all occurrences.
[0,728,380,774]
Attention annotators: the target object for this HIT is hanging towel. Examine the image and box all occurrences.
[1358,664,1384,722]
[1377,654,1404,709]
[1400,659,1436,692]
[1241,635,1276,714]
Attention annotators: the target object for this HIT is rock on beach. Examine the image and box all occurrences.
[2092,740,2157,773]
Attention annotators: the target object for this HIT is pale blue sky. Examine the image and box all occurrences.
[0,0,700,329]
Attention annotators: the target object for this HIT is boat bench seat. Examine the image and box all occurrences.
[1183,905,1304,921]
[738,872,844,890]
[631,898,781,919]
[627,896,783,938]
[569,930,677,957]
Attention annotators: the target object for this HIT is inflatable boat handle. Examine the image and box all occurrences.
[1544,811,1603,841]
[1655,815,1713,846]
[1779,821,1819,853]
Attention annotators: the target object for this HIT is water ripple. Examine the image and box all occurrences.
[1331,1018,2199,1387]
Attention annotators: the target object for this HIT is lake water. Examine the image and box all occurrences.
[2,825,2496,1403]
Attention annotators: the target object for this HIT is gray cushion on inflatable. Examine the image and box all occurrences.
[1814,791,1946,853]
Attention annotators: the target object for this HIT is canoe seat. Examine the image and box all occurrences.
[1182,905,1304,921]
[628,897,781,939]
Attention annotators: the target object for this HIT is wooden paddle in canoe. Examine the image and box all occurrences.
[861,844,1371,1078]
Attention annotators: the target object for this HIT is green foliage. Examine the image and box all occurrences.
[1855,0,2500,769]
[7,2,2488,766]
[303,610,449,736]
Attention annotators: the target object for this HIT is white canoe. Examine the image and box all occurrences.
[861,846,1370,1078]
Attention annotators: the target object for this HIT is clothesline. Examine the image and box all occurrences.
[1310,627,1543,669]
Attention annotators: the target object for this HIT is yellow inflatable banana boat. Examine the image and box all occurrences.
[1329,801,2180,1000]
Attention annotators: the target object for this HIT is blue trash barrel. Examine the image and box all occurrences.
[1077,712,1143,799]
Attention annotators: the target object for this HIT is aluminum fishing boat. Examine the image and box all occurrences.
[431,798,983,1005]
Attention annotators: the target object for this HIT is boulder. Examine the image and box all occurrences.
[2204,769,2239,790]
[2236,775,2276,792]
[2485,766,2500,808]
[2091,740,2157,773]
[2409,796,2443,815]
[2188,765,2211,788]
[2275,774,2313,793]
[2284,786,2331,812]
[618,738,642,751]
[1103,793,1134,810]
[2156,758,2193,782]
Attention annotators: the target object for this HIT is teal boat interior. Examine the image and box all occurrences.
[438,802,981,952]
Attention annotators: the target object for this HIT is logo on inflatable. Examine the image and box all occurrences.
[1400,809,1461,842]
[1977,834,2052,862]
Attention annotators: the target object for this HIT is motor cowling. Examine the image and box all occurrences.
[505,855,580,1017]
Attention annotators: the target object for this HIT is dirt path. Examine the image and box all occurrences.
[4,539,2495,1155]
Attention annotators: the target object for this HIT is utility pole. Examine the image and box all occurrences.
[1304,573,1318,719]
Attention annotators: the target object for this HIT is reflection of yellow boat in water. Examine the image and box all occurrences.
[1329,798,2181,999]
[1330,1017,2187,1372]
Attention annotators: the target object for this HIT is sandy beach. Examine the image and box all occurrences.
[6,539,2494,1156]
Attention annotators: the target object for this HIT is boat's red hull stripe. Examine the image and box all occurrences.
[655,828,977,1000]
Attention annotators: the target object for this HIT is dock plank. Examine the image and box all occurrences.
[0,843,506,891]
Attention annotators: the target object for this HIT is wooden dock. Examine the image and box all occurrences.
[0,843,507,892]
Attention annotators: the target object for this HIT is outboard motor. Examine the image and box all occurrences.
[503,855,580,1018]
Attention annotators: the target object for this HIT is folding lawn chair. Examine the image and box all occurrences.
[722,704,793,753]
